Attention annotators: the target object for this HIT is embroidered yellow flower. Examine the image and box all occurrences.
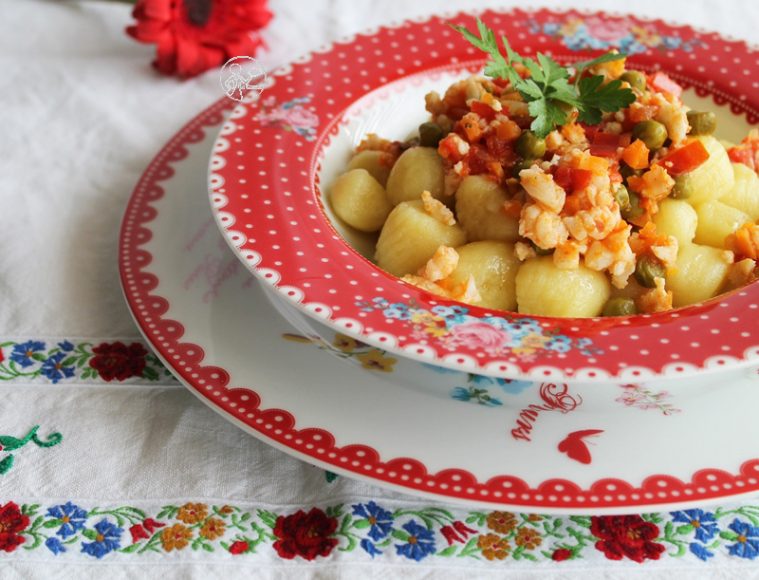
[478,533,511,560]
[356,350,396,373]
[176,502,208,524]
[486,511,518,534]
[200,517,226,541]
[161,524,193,551]
[333,334,358,353]
[515,527,542,550]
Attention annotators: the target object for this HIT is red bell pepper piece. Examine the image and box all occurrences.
[728,145,756,172]
[659,140,710,176]
[589,131,622,158]
[649,72,683,98]
[554,165,593,193]
[469,100,498,122]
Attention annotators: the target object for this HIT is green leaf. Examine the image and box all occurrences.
[32,353,47,362]
[0,436,27,452]
[82,528,98,541]
[142,366,159,381]
[528,98,568,138]
[0,454,14,474]
[438,545,459,557]
[61,357,77,367]
[352,519,371,529]
[202,543,214,552]
[391,529,410,542]
[676,524,694,535]
[240,513,251,522]
[325,470,338,483]
[120,543,142,553]
[720,531,739,541]
[577,76,635,125]
[43,519,63,528]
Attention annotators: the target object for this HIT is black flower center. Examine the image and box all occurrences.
[184,0,212,26]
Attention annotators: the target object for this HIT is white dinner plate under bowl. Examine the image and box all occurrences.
[120,99,759,514]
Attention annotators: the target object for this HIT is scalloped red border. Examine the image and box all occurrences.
[119,97,759,512]
[211,7,759,383]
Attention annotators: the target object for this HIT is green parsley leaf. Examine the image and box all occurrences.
[576,77,636,125]
[452,18,635,138]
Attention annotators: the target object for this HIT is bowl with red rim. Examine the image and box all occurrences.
[209,8,759,385]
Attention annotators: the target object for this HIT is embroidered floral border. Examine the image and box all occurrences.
[0,340,175,384]
[1,499,758,563]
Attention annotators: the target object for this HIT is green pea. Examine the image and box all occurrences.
[620,70,647,92]
[602,297,638,317]
[634,255,665,288]
[621,191,644,221]
[418,122,444,147]
[516,131,546,159]
[512,159,533,178]
[613,184,631,213]
[632,120,668,150]
[686,111,717,136]
[530,240,553,256]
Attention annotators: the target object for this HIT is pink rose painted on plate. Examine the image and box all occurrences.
[446,322,512,352]
[256,96,319,140]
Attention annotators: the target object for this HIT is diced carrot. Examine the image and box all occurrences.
[659,140,710,176]
[577,154,609,175]
[494,118,521,141]
[621,139,650,169]
[649,72,683,98]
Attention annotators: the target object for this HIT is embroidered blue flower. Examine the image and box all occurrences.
[727,519,759,560]
[47,502,88,538]
[395,520,435,561]
[57,340,74,352]
[40,352,75,384]
[689,542,714,561]
[351,501,393,541]
[671,509,718,542]
[360,538,382,558]
[81,519,122,559]
[45,537,66,555]
[10,340,45,368]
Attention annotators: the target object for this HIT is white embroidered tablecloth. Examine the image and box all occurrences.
[3,0,759,577]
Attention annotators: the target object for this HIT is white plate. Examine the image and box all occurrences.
[120,100,759,513]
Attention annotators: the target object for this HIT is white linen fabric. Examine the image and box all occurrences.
[2,0,759,578]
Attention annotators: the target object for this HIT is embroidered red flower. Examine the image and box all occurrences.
[0,502,30,553]
[229,540,249,555]
[126,0,272,79]
[130,524,150,543]
[273,508,338,560]
[590,515,665,562]
[143,518,166,533]
[89,342,148,381]
[441,521,478,545]
[552,548,572,561]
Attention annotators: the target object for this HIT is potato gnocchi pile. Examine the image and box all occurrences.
[329,65,759,317]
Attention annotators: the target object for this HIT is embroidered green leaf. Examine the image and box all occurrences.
[31,353,47,362]
[240,512,251,522]
[82,528,98,541]
[0,454,14,474]
[438,545,459,557]
[201,543,214,552]
[0,436,29,452]
[676,524,694,535]
[257,509,278,529]
[325,470,338,483]
[120,543,142,554]
[142,366,160,381]
[43,519,63,529]
[391,529,410,542]
[352,519,371,530]
[720,530,739,541]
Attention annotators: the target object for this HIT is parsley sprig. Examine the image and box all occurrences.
[452,19,636,137]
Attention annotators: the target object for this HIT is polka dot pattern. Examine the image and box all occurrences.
[120,14,759,512]
[211,8,759,384]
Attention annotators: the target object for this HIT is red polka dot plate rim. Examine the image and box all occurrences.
[210,8,759,384]
[121,96,759,513]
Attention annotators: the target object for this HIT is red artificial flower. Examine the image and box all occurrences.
[89,342,148,381]
[130,524,150,543]
[229,540,249,555]
[590,515,665,563]
[0,502,30,553]
[551,548,572,561]
[273,508,338,560]
[126,0,272,78]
